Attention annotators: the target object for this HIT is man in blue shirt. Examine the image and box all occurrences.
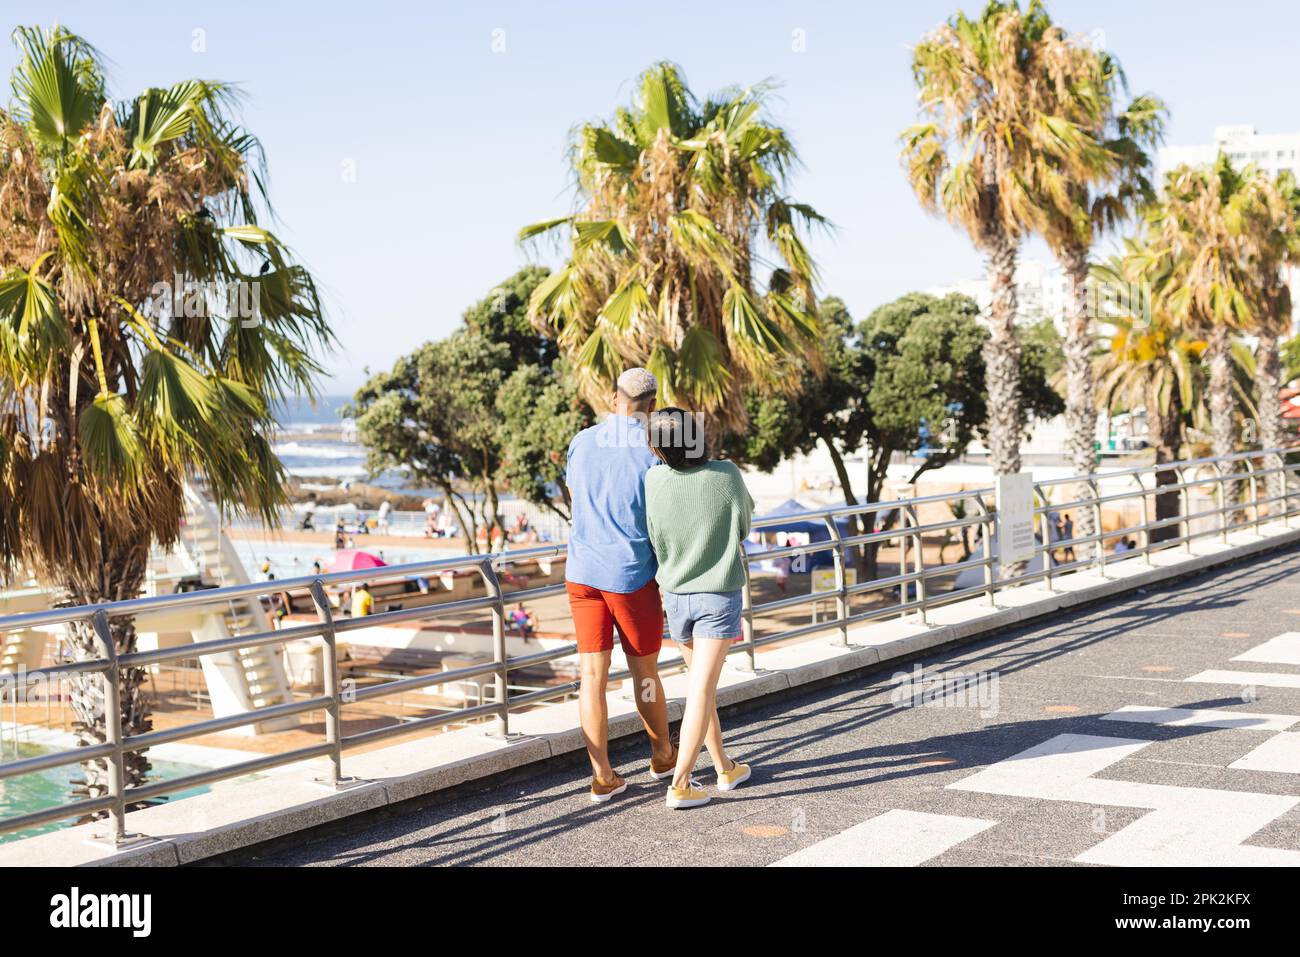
[566,368,675,802]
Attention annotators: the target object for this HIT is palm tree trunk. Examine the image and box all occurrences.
[981,228,1025,579]
[982,232,1023,477]
[1255,326,1285,504]
[63,540,153,817]
[1205,323,1241,515]
[1147,379,1183,544]
[1060,245,1097,559]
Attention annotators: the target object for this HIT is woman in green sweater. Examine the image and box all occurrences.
[645,408,755,809]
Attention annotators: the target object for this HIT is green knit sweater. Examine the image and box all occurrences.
[645,460,754,593]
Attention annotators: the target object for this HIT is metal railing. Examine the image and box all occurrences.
[0,449,1297,843]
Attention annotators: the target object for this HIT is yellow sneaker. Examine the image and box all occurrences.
[590,774,627,804]
[716,759,751,792]
[666,779,711,809]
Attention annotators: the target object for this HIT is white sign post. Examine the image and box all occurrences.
[996,472,1036,567]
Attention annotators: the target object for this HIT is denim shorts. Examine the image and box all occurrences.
[661,589,744,642]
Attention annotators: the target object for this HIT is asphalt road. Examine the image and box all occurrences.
[243,543,1300,866]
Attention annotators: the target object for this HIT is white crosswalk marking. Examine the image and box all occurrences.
[1233,632,1300,666]
[773,626,1300,868]
[769,810,995,867]
[1230,731,1300,774]
[1101,705,1299,731]
[1184,669,1300,689]
[948,733,1300,866]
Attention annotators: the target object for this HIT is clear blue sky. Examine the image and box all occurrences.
[4,1,1298,391]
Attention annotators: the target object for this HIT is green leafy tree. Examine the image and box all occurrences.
[731,292,1061,577]
[495,360,593,520]
[0,26,331,801]
[465,264,558,370]
[350,333,509,553]
[350,268,589,543]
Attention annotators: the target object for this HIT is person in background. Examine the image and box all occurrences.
[312,559,322,575]
[1061,512,1076,562]
[564,367,676,803]
[509,603,537,638]
[377,499,392,535]
[775,537,794,593]
[645,407,754,810]
[271,590,291,627]
[299,493,317,531]
[352,582,374,618]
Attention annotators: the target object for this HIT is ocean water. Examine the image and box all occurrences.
[272,394,368,480]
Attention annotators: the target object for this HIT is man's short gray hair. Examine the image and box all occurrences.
[616,367,658,401]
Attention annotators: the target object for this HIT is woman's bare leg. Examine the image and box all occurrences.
[677,641,730,772]
[671,639,731,789]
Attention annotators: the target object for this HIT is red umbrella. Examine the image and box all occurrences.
[328,550,388,573]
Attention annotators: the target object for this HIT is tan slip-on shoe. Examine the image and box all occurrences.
[649,745,680,780]
[590,774,627,804]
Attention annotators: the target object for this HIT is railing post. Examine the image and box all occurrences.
[894,497,910,617]
[309,580,344,786]
[1215,463,1229,543]
[1283,454,1293,528]
[481,560,512,738]
[974,496,997,607]
[739,548,757,669]
[1090,478,1108,579]
[1134,472,1154,566]
[90,611,128,845]
[1244,457,1261,534]
[904,504,927,624]
[1178,466,1194,553]
[823,514,850,643]
[1037,486,1054,593]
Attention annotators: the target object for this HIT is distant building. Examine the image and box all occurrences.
[1158,125,1300,181]
[925,258,1070,334]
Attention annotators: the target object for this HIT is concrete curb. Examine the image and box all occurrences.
[3,523,1298,867]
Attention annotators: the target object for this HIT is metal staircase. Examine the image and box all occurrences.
[178,485,297,732]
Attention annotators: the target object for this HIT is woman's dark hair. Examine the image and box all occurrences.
[647,408,709,470]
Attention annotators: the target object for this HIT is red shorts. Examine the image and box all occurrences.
[566,579,664,657]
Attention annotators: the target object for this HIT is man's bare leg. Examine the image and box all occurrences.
[625,651,674,766]
[579,650,616,780]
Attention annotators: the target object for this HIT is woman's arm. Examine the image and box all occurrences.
[730,461,755,539]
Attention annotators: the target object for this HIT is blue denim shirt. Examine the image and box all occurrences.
[564,415,658,593]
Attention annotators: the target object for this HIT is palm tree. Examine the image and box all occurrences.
[1152,157,1263,467]
[0,26,331,804]
[520,62,827,436]
[1241,172,1299,501]
[1092,242,1202,540]
[903,0,1107,477]
[1034,38,1165,556]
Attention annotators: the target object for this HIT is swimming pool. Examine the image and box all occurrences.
[231,538,450,580]
[0,744,211,845]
